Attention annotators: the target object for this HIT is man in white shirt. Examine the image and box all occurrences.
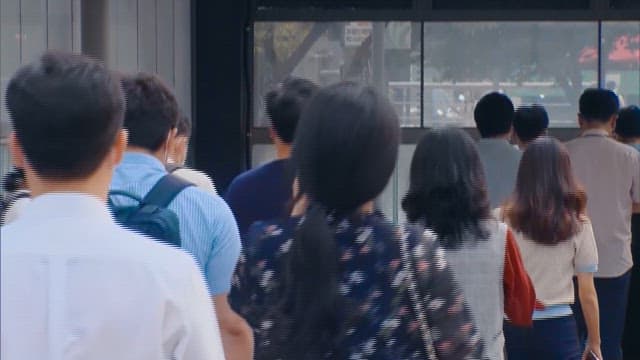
[1,51,225,360]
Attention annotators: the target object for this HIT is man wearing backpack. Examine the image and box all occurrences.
[2,51,224,359]
[110,73,252,360]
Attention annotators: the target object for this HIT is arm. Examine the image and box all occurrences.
[178,258,226,359]
[412,230,485,359]
[206,199,252,359]
[577,273,601,360]
[574,219,601,360]
[503,229,535,327]
[214,294,254,360]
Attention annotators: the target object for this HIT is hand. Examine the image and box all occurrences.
[582,343,602,360]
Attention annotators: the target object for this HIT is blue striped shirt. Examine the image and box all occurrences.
[110,152,241,295]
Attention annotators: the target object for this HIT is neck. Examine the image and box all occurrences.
[484,133,511,141]
[127,145,165,162]
[580,119,612,135]
[359,201,375,215]
[27,170,112,203]
[275,142,292,160]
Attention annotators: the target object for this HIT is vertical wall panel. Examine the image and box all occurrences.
[137,0,157,73]
[109,0,139,72]
[174,0,192,118]
[72,0,81,52]
[20,0,47,63]
[47,0,72,50]
[1,0,22,134]
[156,0,175,87]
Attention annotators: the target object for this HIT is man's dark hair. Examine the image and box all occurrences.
[579,88,620,122]
[615,105,640,139]
[121,73,179,151]
[265,77,318,144]
[176,112,192,138]
[474,92,515,138]
[513,104,549,144]
[6,51,124,180]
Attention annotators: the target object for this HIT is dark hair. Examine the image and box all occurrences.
[265,77,319,144]
[474,92,515,138]
[402,127,490,248]
[2,168,26,193]
[6,51,124,180]
[615,105,640,139]
[505,137,587,245]
[121,73,179,151]
[176,112,192,138]
[579,88,620,122]
[279,82,399,358]
[513,104,549,144]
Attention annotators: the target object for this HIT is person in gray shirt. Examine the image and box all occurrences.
[473,92,522,209]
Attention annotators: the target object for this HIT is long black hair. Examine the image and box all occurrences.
[402,127,491,248]
[276,82,400,358]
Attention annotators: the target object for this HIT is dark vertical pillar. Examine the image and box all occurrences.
[81,0,109,62]
[193,0,249,193]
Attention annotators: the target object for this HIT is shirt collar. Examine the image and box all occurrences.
[120,152,166,172]
[18,193,114,223]
[580,128,610,137]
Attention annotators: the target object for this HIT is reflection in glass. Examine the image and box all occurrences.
[423,22,598,127]
[253,22,421,127]
[602,22,640,107]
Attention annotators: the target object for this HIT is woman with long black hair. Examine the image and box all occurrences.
[499,137,601,360]
[231,82,485,359]
[402,127,535,360]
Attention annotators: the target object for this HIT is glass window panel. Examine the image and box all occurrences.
[253,21,421,128]
[602,22,640,107]
[432,0,588,10]
[423,22,598,127]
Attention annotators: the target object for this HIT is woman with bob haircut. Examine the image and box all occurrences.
[230,83,485,359]
[402,127,535,360]
[499,137,601,360]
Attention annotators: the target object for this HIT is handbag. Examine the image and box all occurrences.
[396,228,439,360]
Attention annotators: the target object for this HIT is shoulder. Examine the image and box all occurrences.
[173,168,217,194]
[244,218,298,261]
[177,185,231,214]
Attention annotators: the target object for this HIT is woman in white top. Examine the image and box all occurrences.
[166,112,217,195]
[499,137,601,360]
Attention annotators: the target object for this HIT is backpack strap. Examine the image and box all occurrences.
[142,174,193,208]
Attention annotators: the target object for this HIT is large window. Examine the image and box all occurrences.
[252,20,640,221]
[253,22,421,127]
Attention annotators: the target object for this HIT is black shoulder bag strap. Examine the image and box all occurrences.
[142,174,194,208]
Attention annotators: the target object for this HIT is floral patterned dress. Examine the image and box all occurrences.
[230,213,486,359]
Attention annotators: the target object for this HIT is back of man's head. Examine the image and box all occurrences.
[121,73,179,151]
[513,104,549,144]
[474,92,515,138]
[265,77,318,144]
[615,105,640,140]
[6,51,124,180]
[579,88,620,123]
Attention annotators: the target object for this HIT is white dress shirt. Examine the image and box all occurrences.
[1,193,225,360]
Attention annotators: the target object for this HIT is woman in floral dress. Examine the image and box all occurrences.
[230,82,486,360]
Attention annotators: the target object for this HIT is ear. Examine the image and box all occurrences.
[610,114,618,132]
[268,126,276,141]
[577,114,584,128]
[109,129,128,166]
[8,132,26,169]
